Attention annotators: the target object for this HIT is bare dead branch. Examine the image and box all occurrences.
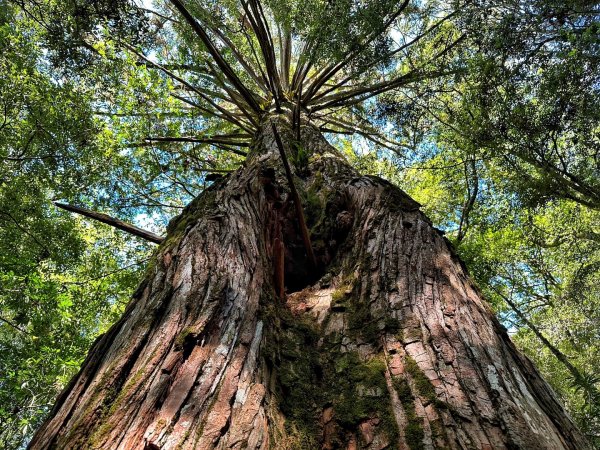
[145,136,250,147]
[55,203,164,244]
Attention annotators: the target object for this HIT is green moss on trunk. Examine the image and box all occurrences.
[263,297,399,448]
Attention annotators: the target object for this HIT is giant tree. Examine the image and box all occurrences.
[14,0,591,448]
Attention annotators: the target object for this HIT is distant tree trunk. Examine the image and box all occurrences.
[29,119,589,450]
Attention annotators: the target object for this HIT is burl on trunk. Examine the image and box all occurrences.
[29,119,589,449]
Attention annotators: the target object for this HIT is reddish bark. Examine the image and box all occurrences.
[29,120,589,449]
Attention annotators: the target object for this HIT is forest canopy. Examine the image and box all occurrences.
[0,0,599,447]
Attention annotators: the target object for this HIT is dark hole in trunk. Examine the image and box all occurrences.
[282,203,352,293]
[181,333,197,361]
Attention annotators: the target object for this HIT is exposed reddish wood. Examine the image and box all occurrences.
[270,121,318,269]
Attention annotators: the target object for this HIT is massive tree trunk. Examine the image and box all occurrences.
[29,118,589,450]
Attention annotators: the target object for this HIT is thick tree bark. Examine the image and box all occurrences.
[29,118,589,450]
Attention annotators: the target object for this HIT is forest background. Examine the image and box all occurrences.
[0,0,599,448]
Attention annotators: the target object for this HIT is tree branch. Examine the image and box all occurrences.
[496,288,600,400]
[240,0,280,102]
[302,0,411,102]
[54,203,164,244]
[0,315,29,334]
[168,0,262,113]
[307,11,459,104]
[271,123,317,269]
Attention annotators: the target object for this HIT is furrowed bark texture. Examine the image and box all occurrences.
[29,119,589,450]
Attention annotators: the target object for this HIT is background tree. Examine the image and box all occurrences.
[0,5,153,447]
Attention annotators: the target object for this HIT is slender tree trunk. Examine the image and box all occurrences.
[29,118,589,450]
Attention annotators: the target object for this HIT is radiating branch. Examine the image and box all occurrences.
[169,93,254,133]
[242,0,283,107]
[495,288,600,400]
[168,0,262,113]
[124,43,254,132]
[308,11,459,104]
[210,25,270,94]
[311,69,458,111]
[302,0,411,102]
[279,25,292,90]
[310,32,465,111]
[138,137,249,156]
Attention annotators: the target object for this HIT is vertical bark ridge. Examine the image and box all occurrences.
[325,175,588,449]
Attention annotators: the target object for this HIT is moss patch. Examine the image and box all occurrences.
[384,317,401,334]
[330,276,354,310]
[392,377,425,450]
[262,301,322,442]
[174,327,194,349]
[405,357,436,401]
[86,367,147,447]
[262,297,399,448]
[404,356,447,410]
[326,352,398,443]
[347,297,380,344]
[391,356,450,450]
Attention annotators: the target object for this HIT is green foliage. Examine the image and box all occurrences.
[0,5,152,448]
[17,0,149,71]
